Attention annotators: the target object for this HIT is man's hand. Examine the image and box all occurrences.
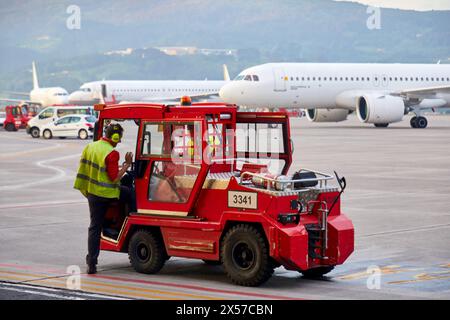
[125,152,133,165]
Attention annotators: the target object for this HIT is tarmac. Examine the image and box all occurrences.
[0,114,449,300]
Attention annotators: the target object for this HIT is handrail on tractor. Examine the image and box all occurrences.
[240,168,334,190]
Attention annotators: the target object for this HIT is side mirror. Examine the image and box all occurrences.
[38,115,44,119]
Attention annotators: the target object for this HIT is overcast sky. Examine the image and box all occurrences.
[334,0,450,11]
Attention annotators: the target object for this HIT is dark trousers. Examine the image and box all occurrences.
[86,186,136,266]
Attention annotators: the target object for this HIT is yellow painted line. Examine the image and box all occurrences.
[0,268,222,300]
[33,276,221,300]
[0,274,33,282]
[339,265,408,280]
[31,278,181,300]
[80,278,222,300]
[388,271,450,285]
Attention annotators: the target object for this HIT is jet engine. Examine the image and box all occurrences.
[356,94,405,124]
[306,108,349,122]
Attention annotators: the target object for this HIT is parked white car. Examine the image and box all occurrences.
[40,114,96,140]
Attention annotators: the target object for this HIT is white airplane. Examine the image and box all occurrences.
[68,65,231,105]
[0,62,69,107]
[219,63,450,128]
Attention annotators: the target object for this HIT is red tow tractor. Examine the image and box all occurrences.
[3,105,23,131]
[94,102,354,286]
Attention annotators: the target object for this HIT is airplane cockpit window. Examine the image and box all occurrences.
[244,75,252,81]
[234,75,245,81]
[252,75,260,81]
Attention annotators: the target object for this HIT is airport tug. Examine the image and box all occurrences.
[95,102,354,286]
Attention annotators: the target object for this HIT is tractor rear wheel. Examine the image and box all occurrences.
[5,123,16,132]
[221,224,273,286]
[128,229,166,274]
[300,266,335,278]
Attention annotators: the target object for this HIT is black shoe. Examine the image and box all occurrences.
[87,264,97,275]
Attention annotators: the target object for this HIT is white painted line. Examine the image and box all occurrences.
[0,154,80,191]
[0,199,85,210]
[0,284,84,300]
[1,282,126,300]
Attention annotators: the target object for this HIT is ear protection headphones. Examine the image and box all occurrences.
[106,124,123,143]
[111,133,121,143]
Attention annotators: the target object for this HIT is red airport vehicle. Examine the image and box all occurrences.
[95,102,354,286]
[3,105,23,131]
[20,104,39,125]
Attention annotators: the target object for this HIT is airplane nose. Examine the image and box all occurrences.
[219,84,234,103]
[68,91,81,104]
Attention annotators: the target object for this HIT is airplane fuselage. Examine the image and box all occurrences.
[220,63,450,109]
[69,80,227,105]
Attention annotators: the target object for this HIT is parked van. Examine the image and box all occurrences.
[27,106,94,138]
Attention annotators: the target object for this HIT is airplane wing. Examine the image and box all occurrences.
[2,91,30,96]
[336,85,450,110]
[394,85,450,98]
[0,98,41,105]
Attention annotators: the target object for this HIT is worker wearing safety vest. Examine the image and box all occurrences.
[74,123,134,274]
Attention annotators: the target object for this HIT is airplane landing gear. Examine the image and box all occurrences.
[410,116,428,129]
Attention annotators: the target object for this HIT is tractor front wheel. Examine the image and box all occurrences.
[128,229,166,274]
[221,224,273,286]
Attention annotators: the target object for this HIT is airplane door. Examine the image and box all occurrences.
[273,67,287,92]
[101,84,107,99]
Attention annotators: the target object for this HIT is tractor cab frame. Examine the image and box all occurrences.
[93,102,354,286]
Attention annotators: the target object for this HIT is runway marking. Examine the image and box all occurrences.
[388,271,450,285]
[338,265,409,281]
[0,270,188,300]
[0,200,85,211]
[0,263,303,300]
[0,268,222,300]
[32,276,222,300]
[359,223,450,238]
[0,283,84,300]
[0,282,126,300]
[93,274,302,300]
[0,153,79,191]
[0,140,64,159]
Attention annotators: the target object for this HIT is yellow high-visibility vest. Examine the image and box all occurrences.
[73,140,120,199]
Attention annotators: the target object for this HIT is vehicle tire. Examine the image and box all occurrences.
[417,116,428,129]
[410,116,418,128]
[221,224,273,286]
[78,129,88,140]
[128,229,166,274]
[374,123,389,128]
[43,129,52,139]
[30,127,40,138]
[5,123,16,132]
[203,259,222,266]
[300,266,335,278]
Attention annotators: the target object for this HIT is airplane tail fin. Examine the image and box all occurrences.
[223,64,230,81]
[32,61,39,89]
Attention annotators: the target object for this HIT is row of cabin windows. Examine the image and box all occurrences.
[288,76,450,82]
[235,75,260,81]
[111,88,218,93]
